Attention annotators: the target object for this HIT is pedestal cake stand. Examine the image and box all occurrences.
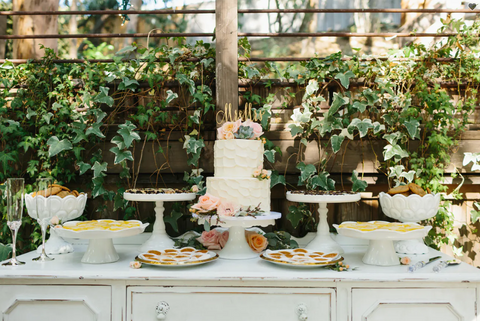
[55,220,149,264]
[197,212,281,260]
[123,192,196,251]
[334,221,432,266]
[286,192,361,254]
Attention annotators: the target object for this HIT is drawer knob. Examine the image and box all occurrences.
[297,304,308,321]
[156,301,170,320]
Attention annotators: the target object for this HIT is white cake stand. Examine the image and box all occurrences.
[55,220,149,264]
[123,192,196,251]
[197,212,281,260]
[334,221,432,266]
[286,191,361,254]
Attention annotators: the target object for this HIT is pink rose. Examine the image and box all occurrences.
[219,231,229,248]
[221,120,241,134]
[400,256,411,265]
[242,120,263,139]
[197,230,221,250]
[225,131,235,140]
[191,193,221,213]
[217,127,226,140]
[217,202,240,217]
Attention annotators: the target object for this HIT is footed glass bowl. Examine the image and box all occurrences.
[25,193,87,255]
[379,192,441,255]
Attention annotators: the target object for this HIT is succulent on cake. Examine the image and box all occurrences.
[253,166,271,181]
[217,119,264,140]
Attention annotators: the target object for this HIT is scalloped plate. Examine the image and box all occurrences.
[54,220,149,240]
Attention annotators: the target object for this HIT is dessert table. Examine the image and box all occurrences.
[1,234,479,321]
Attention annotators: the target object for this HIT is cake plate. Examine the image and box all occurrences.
[334,221,432,266]
[123,192,196,251]
[286,192,361,254]
[55,220,149,264]
[197,212,281,260]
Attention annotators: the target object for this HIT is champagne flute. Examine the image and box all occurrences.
[2,178,25,266]
[33,178,54,261]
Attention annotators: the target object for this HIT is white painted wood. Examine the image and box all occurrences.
[0,242,479,321]
[352,288,476,321]
[0,285,111,321]
[128,287,334,321]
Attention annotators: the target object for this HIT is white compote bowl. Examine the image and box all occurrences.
[379,192,441,255]
[25,193,87,255]
[334,221,432,266]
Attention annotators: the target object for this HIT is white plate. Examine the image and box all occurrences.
[54,220,149,240]
[135,248,219,267]
[286,191,361,203]
[123,192,196,202]
[260,249,343,268]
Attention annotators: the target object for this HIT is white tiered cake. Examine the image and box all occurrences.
[206,139,271,212]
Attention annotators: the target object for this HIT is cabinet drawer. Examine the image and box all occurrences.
[128,287,334,321]
[0,285,111,321]
[352,288,476,321]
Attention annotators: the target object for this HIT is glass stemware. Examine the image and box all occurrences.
[2,178,25,266]
[32,178,54,262]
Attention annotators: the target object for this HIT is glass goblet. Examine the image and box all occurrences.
[2,178,25,266]
[32,178,54,262]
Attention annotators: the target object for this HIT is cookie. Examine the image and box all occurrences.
[36,186,62,197]
[400,192,411,197]
[51,183,71,192]
[71,190,79,197]
[408,183,426,196]
[426,187,432,194]
[387,185,410,195]
[57,191,70,198]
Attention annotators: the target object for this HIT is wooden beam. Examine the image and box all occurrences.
[215,0,238,127]
[0,15,5,58]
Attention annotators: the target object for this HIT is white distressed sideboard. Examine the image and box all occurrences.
[1,235,479,321]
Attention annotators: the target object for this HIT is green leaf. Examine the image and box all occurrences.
[351,170,368,192]
[270,171,286,188]
[287,205,304,229]
[165,90,178,105]
[200,58,214,68]
[94,86,114,107]
[47,136,73,157]
[311,172,335,191]
[91,177,106,198]
[299,164,317,184]
[92,161,108,178]
[118,121,141,148]
[115,45,136,56]
[119,77,139,91]
[400,170,416,183]
[303,79,319,99]
[373,121,385,134]
[86,123,106,138]
[383,144,409,161]
[114,190,127,211]
[164,206,183,233]
[327,93,349,118]
[349,118,373,138]
[109,147,134,164]
[288,124,304,137]
[471,203,480,223]
[0,151,16,174]
[264,150,276,163]
[331,134,345,153]
[352,101,367,113]
[77,161,92,175]
[184,136,205,155]
[404,119,420,139]
[335,70,355,89]
[383,132,403,145]
[0,243,12,262]
[176,73,196,95]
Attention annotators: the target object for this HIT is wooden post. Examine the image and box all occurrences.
[216,0,238,127]
[0,15,6,59]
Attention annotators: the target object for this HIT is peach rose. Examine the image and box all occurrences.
[50,216,60,225]
[219,231,229,248]
[243,119,264,139]
[197,230,221,250]
[252,169,261,177]
[129,261,142,269]
[191,193,220,212]
[400,256,411,265]
[221,120,241,134]
[191,185,199,193]
[225,131,235,140]
[217,202,240,217]
[245,231,268,253]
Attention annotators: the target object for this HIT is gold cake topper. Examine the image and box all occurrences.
[216,103,265,124]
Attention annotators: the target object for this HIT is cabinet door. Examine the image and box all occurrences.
[352,288,476,321]
[128,287,334,321]
[0,285,111,321]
